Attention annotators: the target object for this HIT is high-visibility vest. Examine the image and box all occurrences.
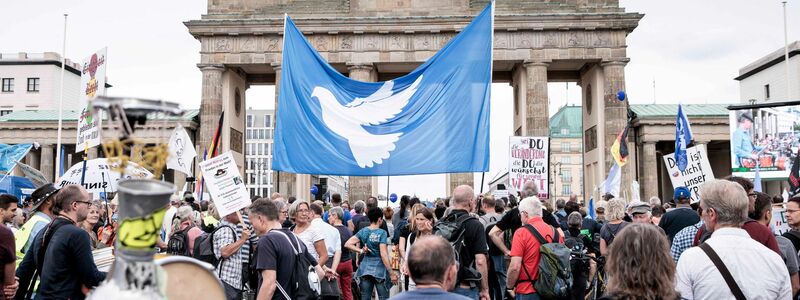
[15,213,50,265]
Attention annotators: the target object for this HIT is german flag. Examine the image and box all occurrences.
[195,112,224,197]
[610,123,630,166]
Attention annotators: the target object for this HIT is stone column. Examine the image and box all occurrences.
[601,59,632,196]
[347,63,376,202]
[447,173,475,196]
[523,60,550,136]
[40,144,55,183]
[641,141,658,200]
[197,64,225,167]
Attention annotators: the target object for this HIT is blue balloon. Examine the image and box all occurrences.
[617,91,626,101]
[390,193,398,203]
[310,185,318,195]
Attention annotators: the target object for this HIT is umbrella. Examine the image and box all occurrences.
[57,158,153,196]
[0,175,35,202]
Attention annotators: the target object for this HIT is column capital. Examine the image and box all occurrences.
[270,62,281,71]
[197,64,225,72]
[346,62,374,71]
[522,59,551,68]
[600,58,630,67]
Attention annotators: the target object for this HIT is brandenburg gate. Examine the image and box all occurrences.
[186,0,642,202]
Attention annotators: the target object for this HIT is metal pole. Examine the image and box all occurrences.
[386,176,390,207]
[783,1,791,100]
[479,172,485,194]
[54,14,68,182]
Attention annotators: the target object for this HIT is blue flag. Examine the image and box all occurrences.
[273,3,493,176]
[588,197,596,220]
[0,143,32,173]
[675,104,694,172]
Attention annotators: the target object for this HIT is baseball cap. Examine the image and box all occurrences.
[674,187,691,200]
[628,201,651,215]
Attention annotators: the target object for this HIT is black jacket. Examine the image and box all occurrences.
[16,218,106,300]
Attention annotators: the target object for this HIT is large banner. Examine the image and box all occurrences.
[272,3,493,176]
[508,136,549,199]
[76,48,107,153]
[729,104,800,179]
[199,152,251,217]
[663,144,714,203]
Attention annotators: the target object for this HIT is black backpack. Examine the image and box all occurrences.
[434,212,481,284]
[273,230,320,300]
[166,226,193,256]
[192,224,234,267]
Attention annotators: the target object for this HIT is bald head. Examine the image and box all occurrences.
[451,185,474,210]
[406,235,456,285]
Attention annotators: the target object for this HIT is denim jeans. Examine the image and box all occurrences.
[491,254,507,300]
[515,293,541,300]
[223,281,242,300]
[359,275,389,300]
[453,285,479,300]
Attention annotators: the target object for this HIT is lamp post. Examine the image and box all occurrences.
[550,161,562,200]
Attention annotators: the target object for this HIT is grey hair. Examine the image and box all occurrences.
[274,200,287,212]
[522,181,539,198]
[606,199,626,221]
[354,200,366,214]
[567,211,583,228]
[329,206,344,221]
[288,200,309,218]
[556,199,566,209]
[518,196,542,217]
[700,179,748,226]
[648,196,661,206]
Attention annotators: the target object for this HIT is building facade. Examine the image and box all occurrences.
[736,41,800,103]
[0,109,199,190]
[0,52,81,115]
[549,105,583,203]
[244,109,275,198]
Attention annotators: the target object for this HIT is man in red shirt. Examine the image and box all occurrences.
[506,196,564,299]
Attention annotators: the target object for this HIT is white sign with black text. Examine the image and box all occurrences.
[663,144,714,203]
[199,152,251,217]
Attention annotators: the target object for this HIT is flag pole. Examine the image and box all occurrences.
[783,1,790,100]
[54,14,68,183]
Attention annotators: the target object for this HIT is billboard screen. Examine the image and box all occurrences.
[730,103,800,179]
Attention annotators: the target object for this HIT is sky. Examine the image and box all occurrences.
[1,0,798,200]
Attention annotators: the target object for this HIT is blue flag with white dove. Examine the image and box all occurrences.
[675,104,694,172]
[273,3,493,175]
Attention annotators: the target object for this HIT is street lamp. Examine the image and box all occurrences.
[550,161,562,199]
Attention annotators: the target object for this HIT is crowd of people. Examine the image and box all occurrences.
[0,173,798,300]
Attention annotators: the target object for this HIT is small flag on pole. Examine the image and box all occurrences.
[0,143,33,173]
[602,163,621,198]
[610,124,630,167]
[588,197,596,220]
[675,104,694,172]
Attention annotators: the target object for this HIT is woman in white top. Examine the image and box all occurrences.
[290,200,329,266]
[400,206,435,291]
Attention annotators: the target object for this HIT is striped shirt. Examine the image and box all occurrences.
[235,212,258,265]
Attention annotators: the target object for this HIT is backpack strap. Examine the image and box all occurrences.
[524,224,558,246]
[699,243,746,300]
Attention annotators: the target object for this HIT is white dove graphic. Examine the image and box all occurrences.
[312,75,423,168]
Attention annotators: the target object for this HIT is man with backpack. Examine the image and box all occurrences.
[250,199,330,300]
[435,185,489,300]
[507,196,569,300]
[213,211,251,300]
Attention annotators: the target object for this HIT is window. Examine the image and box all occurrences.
[246,115,254,127]
[266,129,272,140]
[561,169,572,182]
[0,110,11,116]
[27,78,39,92]
[259,129,265,140]
[267,143,272,156]
[560,128,569,135]
[561,142,570,152]
[560,156,571,164]
[264,115,272,127]
[765,84,771,100]
[246,129,252,140]
[561,184,571,196]
[1,78,13,92]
